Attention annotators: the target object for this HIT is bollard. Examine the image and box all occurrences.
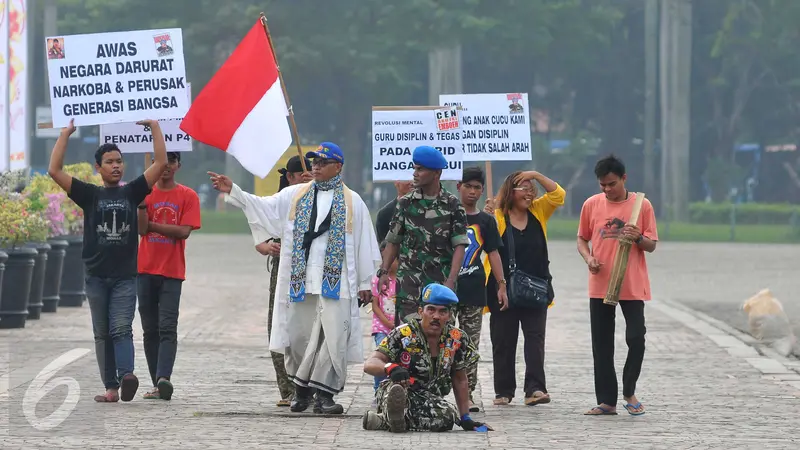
[58,235,87,307]
[42,239,68,313]
[0,247,37,329]
[24,242,51,320]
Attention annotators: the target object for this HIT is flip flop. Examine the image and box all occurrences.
[143,389,161,400]
[624,402,646,416]
[525,392,551,406]
[493,397,511,406]
[94,392,120,403]
[584,405,618,415]
[276,399,291,407]
[120,373,139,402]
[157,379,174,401]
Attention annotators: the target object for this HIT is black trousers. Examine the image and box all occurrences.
[589,298,646,407]
[137,274,183,387]
[489,306,548,400]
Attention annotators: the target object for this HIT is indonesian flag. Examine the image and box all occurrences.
[180,20,292,178]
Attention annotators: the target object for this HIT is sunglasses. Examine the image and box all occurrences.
[311,159,339,167]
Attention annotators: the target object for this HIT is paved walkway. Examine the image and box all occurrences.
[1,236,799,449]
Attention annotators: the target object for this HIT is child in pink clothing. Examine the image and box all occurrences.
[370,255,397,391]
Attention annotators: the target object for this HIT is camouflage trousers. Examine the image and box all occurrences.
[268,256,294,400]
[376,381,457,432]
[394,296,420,327]
[451,305,483,395]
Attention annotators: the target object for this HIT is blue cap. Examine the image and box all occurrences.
[420,283,459,306]
[412,146,447,170]
[306,142,344,164]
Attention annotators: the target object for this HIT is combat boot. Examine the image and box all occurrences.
[362,411,388,430]
[313,390,344,414]
[290,386,314,412]
[385,383,408,433]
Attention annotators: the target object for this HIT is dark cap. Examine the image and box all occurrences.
[277,155,311,175]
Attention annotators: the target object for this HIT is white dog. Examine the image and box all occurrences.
[742,288,796,356]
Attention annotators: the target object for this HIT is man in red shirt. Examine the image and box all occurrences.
[136,151,202,400]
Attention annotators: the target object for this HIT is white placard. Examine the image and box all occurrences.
[371,107,463,182]
[99,83,192,153]
[45,28,189,128]
[439,93,532,162]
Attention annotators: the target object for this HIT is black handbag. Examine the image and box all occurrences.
[504,215,551,310]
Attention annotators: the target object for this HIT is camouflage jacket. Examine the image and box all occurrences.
[376,318,479,397]
[385,185,469,302]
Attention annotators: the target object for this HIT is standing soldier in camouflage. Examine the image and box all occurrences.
[362,283,492,433]
[454,166,507,412]
[254,156,311,406]
[378,146,469,326]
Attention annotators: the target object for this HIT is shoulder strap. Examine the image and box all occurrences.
[504,214,517,272]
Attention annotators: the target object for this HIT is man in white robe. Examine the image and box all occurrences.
[209,142,381,414]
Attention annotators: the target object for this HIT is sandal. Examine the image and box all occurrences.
[276,399,291,407]
[524,391,551,406]
[94,391,120,403]
[624,402,646,416]
[584,405,618,415]
[157,379,174,401]
[143,389,161,400]
[493,397,511,405]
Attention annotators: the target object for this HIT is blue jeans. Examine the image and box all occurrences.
[373,332,388,390]
[85,276,137,390]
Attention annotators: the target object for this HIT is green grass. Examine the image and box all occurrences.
[198,211,800,244]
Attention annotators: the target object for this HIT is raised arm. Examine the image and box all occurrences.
[141,120,167,188]
[47,119,77,193]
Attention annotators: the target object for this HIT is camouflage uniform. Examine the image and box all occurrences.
[385,186,469,325]
[267,247,294,401]
[452,305,484,394]
[372,318,479,432]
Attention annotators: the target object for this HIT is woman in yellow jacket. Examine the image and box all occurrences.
[484,170,565,406]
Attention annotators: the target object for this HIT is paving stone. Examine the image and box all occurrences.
[0,236,797,448]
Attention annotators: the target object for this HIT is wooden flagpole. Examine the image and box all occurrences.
[259,12,308,173]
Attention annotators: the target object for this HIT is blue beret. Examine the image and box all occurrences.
[412,145,447,170]
[420,283,459,306]
[306,141,345,164]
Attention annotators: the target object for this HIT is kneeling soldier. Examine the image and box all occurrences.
[362,283,493,433]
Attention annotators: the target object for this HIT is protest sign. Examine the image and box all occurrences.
[99,83,192,153]
[372,106,463,182]
[439,93,532,162]
[44,28,189,128]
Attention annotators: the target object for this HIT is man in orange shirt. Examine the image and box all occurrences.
[577,154,658,417]
[137,152,202,400]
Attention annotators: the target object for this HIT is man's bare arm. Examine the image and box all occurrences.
[363,351,390,377]
[577,236,592,262]
[447,245,466,286]
[452,369,470,417]
[141,120,167,188]
[146,223,193,240]
[137,208,149,236]
[379,242,399,272]
[47,119,77,193]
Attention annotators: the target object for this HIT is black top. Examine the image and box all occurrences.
[456,211,503,307]
[375,197,398,244]
[487,210,553,313]
[68,175,151,278]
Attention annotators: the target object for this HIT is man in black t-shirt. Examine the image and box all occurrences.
[455,166,507,412]
[375,181,412,244]
[48,118,168,403]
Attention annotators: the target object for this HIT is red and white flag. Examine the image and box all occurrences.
[180,20,292,178]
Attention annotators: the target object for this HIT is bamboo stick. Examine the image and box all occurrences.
[603,192,646,306]
[259,12,308,173]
